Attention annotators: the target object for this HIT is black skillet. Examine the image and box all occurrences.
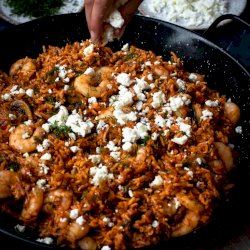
[0,13,250,250]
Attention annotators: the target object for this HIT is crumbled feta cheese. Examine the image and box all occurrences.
[36,237,53,245]
[152,91,166,108]
[40,153,52,161]
[84,44,94,56]
[149,175,164,187]
[14,224,25,233]
[76,216,85,225]
[171,135,188,145]
[88,154,101,164]
[235,126,242,134]
[101,246,111,250]
[106,9,124,29]
[201,109,213,120]
[116,73,132,86]
[70,146,80,153]
[69,208,79,219]
[89,164,114,186]
[122,142,133,152]
[121,43,129,52]
[152,220,159,228]
[36,179,47,188]
[205,99,219,107]
[26,88,34,97]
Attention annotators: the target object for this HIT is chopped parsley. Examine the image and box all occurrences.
[6,163,19,171]
[50,121,72,138]
[124,52,136,61]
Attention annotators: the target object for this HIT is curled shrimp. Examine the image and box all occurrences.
[214,142,234,171]
[74,67,113,98]
[78,236,97,250]
[11,100,33,120]
[9,124,44,153]
[153,65,169,77]
[0,170,25,199]
[135,147,147,162]
[20,186,44,222]
[171,193,204,237]
[42,189,73,214]
[9,57,36,79]
[224,101,240,125]
[67,221,90,244]
[97,106,114,120]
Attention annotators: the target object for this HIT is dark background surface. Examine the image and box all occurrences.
[0,2,250,250]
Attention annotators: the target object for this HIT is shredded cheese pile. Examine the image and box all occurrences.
[144,0,228,28]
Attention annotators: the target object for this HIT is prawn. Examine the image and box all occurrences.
[74,67,113,98]
[97,106,114,120]
[224,101,240,125]
[0,170,24,199]
[153,65,169,77]
[78,236,97,250]
[171,193,204,237]
[9,124,44,153]
[42,189,73,214]
[20,186,44,222]
[214,142,234,171]
[9,57,36,79]
[67,221,90,245]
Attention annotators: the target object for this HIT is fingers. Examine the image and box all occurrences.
[85,0,113,44]
[84,0,143,44]
[120,0,143,25]
[115,0,143,38]
[84,0,94,33]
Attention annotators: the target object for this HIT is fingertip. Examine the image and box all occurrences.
[90,31,101,44]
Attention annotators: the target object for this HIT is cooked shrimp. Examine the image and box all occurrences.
[192,103,202,122]
[97,106,114,120]
[78,236,97,250]
[214,142,234,171]
[153,65,169,77]
[135,147,147,162]
[171,193,204,237]
[67,221,90,243]
[20,186,44,222]
[224,101,240,125]
[9,57,36,79]
[9,124,44,153]
[42,189,73,214]
[208,159,226,175]
[0,170,24,199]
[11,100,33,120]
[74,67,113,98]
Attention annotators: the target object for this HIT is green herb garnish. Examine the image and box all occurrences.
[50,121,72,138]
[6,0,66,18]
[45,96,56,105]
[6,163,19,171]
[124,52,136,61]
[138,135,150,146]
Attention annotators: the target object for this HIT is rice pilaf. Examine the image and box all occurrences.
[0,40,241,250]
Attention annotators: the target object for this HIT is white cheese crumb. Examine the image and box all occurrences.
[152,220,159,228]
[40,153,52,161]
[235,126,242,134]
[36,237,53,245]
[26,88,34,97]
[84,44,94,56]
[149,175,164,187]
[14,224,25,233]
[69,208,79,219]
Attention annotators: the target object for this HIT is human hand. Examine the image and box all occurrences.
[85,0,143,44]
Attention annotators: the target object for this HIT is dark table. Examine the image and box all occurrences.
[0,3,250,250]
